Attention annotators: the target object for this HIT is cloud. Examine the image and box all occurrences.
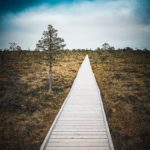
[1,0,150,24]
[0,0,150,50]
[133,0,150,24]
[0,0,91,16]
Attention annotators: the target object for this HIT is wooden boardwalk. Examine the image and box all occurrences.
[40,55,114,150]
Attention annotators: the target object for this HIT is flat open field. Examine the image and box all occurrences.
[90,50,150,150]
[0,51,84,150]
[0,50,149,150]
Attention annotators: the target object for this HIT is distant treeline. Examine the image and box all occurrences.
[0,47,150,52]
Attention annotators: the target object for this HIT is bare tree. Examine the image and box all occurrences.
[9,42,17,51]
[36,24,66,93]
[9,43,22,51]
[102,43,110,50]
[16,45,22,51]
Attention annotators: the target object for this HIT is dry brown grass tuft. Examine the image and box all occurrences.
[90,50,150,150]
[0,50,149,150]
[0,51,85,150]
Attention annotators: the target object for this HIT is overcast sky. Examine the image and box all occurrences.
[0,0,150,50]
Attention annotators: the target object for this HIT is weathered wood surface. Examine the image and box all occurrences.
[40,55,114,150]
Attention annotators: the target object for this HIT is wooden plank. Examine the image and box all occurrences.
[55,122,105,126]
[61,113,102,116]
[46,147,110,150]
[61,111,101,114]
[65,104,100,106]
[64,104,100,106]
[58,119,104,121]
[53,128,106,132]
[63,109,101,112]
[54,127,106,130]
[66,97,99,100]
[50,134,108,139]
[55,123,105,126]
[55,125,105,129]
[60,115,102,118]
[49,139,108,143]
[47,141,109,147]
[62,109,101,112]
[67,102,100,104]
[56,120,104,123]
[51,131,107,135]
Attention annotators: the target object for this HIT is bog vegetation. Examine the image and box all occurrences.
[0,49,150,150]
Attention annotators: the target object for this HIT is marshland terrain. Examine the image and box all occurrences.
[0,50,150,150]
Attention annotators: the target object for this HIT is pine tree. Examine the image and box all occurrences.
[36,25,66,92]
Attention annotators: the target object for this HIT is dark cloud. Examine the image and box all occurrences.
[0,0,150,25]
[1,0,150,24]
[134,0,150,24]
[0,0,38,14]
[0,0,75,15]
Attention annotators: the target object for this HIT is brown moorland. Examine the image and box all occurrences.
[90,50,150,150]
[0,50,149,150]
[0,50,84,150]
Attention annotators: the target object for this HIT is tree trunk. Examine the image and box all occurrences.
[48,56,53,93]
[48,70,52,93]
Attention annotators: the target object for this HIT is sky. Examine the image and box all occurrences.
[0,0,150,50]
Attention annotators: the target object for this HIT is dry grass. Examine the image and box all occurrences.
[0,51,85,150]
[89,50,150,150]
[0,50,149,150]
